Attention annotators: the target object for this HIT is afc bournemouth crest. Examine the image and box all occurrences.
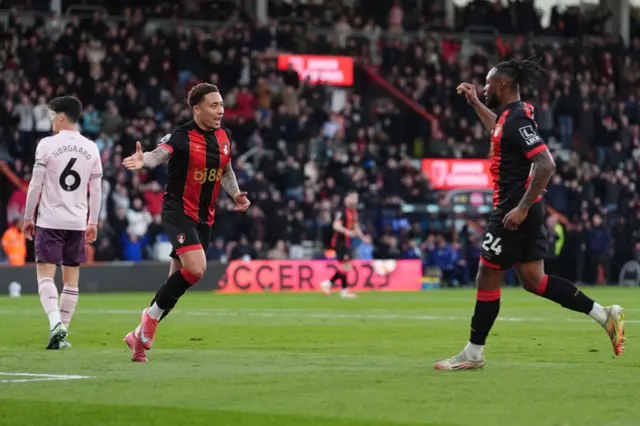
[223,143,229,156]
[177,233,185,245]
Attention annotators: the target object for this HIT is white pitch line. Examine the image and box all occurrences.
[0,372,93,384]
[0,308,635,324]
[0,378,89,384]
[0,372,92,378]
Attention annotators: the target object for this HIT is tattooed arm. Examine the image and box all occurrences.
[142,146,171,169]
[123,142,172,171]
[220,162,241,198]
[517,149,556,210]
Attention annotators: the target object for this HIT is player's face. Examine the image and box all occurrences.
[194,92,224,130]
[483,68,502,109]
[345,192,358,207]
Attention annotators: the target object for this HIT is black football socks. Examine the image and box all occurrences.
[151,268,201,322]
[531,274,594,314]
[469,289,501,345]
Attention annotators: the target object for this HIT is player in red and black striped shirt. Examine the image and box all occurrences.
[121,83,250,362]
[435,58,624,371]
[321,190,363,298]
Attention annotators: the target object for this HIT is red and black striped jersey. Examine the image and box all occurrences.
[159,120,233,225]
[331,207,359,248]
[489,101,548,212]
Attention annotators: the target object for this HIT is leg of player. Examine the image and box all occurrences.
[124,259,182,363]
[36,263,67,350]
[136,249,206,350]
[58,265,80,349]
[339,262,356,299]
[149,257,182,322]
[516,261,625,355]
[321,266,346,296]
[435,262,507,370]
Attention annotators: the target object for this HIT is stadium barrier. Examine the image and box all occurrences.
[1,260,423,295]
[216,260,422,294]
[0,262,227,294]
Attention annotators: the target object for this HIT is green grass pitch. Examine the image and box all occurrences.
[0,288,637,426]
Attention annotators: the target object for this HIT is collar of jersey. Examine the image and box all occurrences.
[495,100,523,116]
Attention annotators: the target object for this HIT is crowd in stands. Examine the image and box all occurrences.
[0,1,639,286]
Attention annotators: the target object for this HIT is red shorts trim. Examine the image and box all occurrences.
[480,256,501,270]
[175,244,202,255]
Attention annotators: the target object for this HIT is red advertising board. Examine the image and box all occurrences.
[422,159,493,190]
[216,260,422,294]
[277,54,354,86]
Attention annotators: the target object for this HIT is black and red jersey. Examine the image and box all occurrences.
[331,207,359,248]
[159,120,232,225]
[489,101,548,212]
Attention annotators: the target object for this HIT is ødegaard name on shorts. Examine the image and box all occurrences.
[216,260,422,293]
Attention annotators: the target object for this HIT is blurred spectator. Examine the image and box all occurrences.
[267,240,289,260]
[1,219,26,266]
[0,3,637,286]
[231,235,257,260]
[357,235,374,260]
[587,214,612,284]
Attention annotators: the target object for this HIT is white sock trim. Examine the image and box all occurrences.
[589,302,607,325]
[147,302,164,320]
[464,342,484,360]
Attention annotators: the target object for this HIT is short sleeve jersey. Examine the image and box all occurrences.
[330,207,359,248]
[489,101,548,212]
[159,121,233,226]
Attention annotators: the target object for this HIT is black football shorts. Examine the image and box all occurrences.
[480,200,548,270]
[333,242,353,263]
[163,216,212,259]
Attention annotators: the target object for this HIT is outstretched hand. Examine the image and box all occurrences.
[123,142,145,171]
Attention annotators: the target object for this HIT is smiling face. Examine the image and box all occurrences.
[193,91,224,130]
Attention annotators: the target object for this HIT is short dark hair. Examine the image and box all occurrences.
[187,83,219,108]
[494,57,546,90]
[48,96,83,123]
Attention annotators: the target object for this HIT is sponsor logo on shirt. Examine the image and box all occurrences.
[518,125,542,146]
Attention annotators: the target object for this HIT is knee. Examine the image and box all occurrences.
[476,263,501,290]
[518,272,545,294]
[185,263,207,280]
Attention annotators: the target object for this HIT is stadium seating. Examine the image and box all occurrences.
[0,2,638,286]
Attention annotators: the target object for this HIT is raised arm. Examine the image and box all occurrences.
[457,82,497,132]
